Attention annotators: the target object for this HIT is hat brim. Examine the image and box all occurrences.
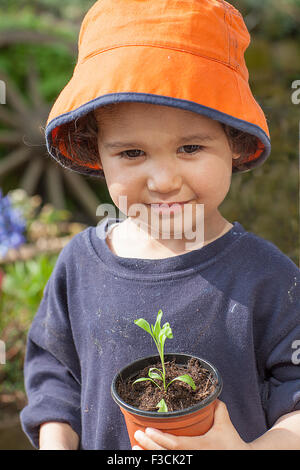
[46,45,271,176]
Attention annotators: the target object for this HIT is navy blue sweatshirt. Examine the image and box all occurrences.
[20,218,300,450]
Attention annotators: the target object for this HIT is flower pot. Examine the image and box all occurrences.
[111,353,222,448]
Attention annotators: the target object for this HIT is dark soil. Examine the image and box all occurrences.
[117,357,216,412]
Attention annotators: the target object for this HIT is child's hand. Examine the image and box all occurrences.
[132,400,252,450]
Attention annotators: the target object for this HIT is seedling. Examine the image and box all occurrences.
[133,309,196,412]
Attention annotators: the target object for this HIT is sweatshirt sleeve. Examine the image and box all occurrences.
[256,257,300,428]
[20,247,81,449]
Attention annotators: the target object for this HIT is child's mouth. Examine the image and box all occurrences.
[146,201,192,214]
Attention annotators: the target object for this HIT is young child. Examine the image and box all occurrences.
[20,0,300,450]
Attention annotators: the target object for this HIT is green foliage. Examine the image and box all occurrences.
[0,0,95,20]
[1,254,57,326]
[222,0,300,266]
[0,10,73,38]
[0,187,85,396]
[133,310,196,412]
[0,43,74,105]
[6,188,74,243]
[0,253,57,394]
[231,0,300,40]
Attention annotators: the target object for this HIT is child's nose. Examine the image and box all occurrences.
[147,168,182,193]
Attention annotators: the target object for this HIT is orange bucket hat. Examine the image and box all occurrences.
[45,0,271,176]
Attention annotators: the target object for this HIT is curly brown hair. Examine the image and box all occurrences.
[54,104,259,178]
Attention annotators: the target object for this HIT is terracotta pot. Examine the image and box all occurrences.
[111,353,222,448]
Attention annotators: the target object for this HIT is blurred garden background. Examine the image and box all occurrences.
[0,0,299,450]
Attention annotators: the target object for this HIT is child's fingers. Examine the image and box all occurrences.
[134,429,167,450]
[144,427,183,449]
[144,427,203,450]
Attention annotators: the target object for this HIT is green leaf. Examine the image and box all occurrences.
[161,322,173,339]
[153,309,163,340]
[156,399,168,412]
[132,377,153,384]
[158,326,172,350]
[148,368,163,381]
[158,332,166,353]
[134,318,152,336]
[149,367,163,376]
[167,374,196,391]
[132,377,162,389]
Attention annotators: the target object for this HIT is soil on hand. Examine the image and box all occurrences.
[117,358,216,412]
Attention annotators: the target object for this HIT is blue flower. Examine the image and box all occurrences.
[0,188,26,257]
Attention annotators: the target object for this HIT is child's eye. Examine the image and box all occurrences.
[119,145,204,160]
[179,145,204,154]
[120,149,144,159]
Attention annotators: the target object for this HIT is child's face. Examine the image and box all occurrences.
[95,102,240,240]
